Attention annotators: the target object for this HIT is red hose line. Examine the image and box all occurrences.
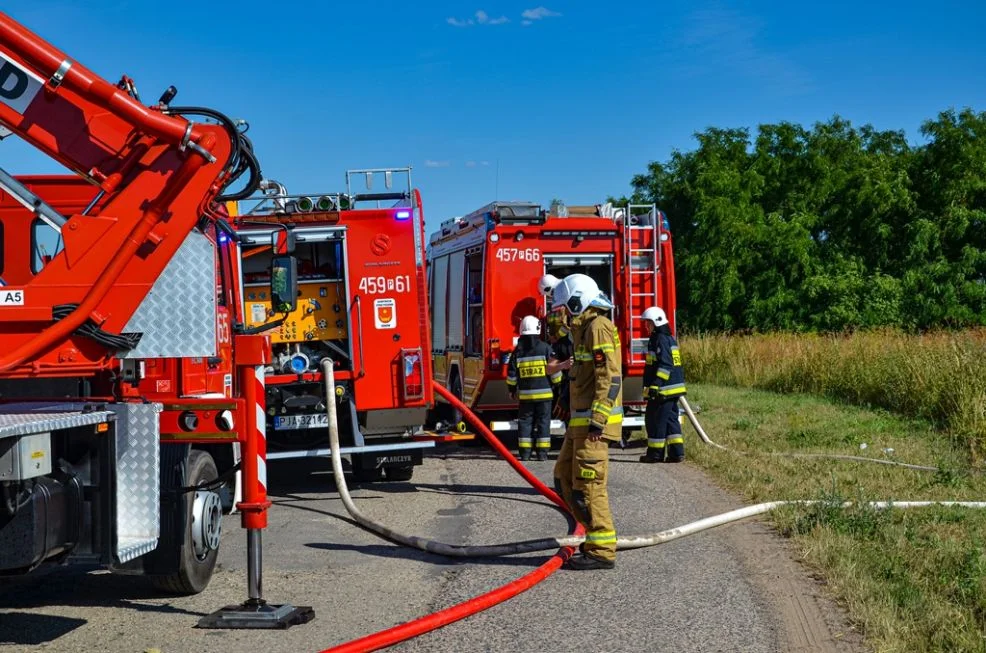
[432,384,570,512]
[320,382,581,653]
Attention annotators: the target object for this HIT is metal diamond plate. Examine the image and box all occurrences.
[121,231,217,359]
[0,403,114,440]
[108,402,162,563]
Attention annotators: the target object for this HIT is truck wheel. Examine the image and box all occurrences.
[352,467,384,483]
[152,450,222,595]
[350,454,384,483]
[385,465,414,482]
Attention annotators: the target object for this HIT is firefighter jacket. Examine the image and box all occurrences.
[568,309,623,439]
[506,338,562,402]
[643,329,687,399]
[552,333,574,383]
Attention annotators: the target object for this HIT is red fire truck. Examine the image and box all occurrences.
[426,200,677,439]
[0,12,310,627]
[227,167,435,482]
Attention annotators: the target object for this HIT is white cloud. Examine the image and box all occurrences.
[521,19,533,26]
[448,10,509,27]
[425,160,451,168]
[521,6,561,20]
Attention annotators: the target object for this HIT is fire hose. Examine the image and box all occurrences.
[319,363,986,651]
[677,397,944,472]
[319,360,582,653]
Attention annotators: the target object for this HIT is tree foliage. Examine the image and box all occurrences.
[625,109,986,332]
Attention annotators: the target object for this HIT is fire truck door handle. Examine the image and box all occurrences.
[353,295,366,378]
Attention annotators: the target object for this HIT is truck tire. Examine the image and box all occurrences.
[385,465,414,482]
[350,454,384,483]
[152,450,221,595]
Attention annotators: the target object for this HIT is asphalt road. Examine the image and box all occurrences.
[0,443,860,653]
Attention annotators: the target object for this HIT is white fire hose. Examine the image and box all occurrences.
[321,360,986,556]
[678,397,942,472]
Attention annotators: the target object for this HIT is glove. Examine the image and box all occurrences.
[648,387,659,401]
[588,424,604,441]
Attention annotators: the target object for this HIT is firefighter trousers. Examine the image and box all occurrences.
[553,430,617,562]
[644,398,684,461]
[518,401,552,455]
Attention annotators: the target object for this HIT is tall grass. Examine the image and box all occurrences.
[682,330,986,462]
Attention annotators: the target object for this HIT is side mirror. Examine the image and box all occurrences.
[270,255,298,313]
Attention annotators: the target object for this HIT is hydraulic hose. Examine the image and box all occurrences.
[163,106,262,201]
[319,362,581,652]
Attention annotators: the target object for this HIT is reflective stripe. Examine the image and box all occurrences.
[569,410,592,426]
[585,530,617,544]
[593,343,615,353]
[518,392,554,401]
[667,436,684,445]
[535,440,551,448]
[518,442,533,449]
[647,439,666,449]
[550,371,563,384]
[645,353,656,364]
[659,383,687,396]
[656,368,671,380]
[648,385,662,393]
[517,355,548,364]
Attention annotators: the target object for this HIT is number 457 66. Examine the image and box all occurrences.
[495,248,541,262]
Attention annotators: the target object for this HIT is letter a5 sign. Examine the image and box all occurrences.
[374,298,396,329]
[0,50,44,115]
[1,289,24,306]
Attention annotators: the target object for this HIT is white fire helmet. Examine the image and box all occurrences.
[538,274,560,295]
[551,274,614,316]
[641,306,669,328]
[519,315,542,336]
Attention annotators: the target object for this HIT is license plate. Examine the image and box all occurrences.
[273,414,329,430]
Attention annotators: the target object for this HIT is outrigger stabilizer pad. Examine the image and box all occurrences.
[197,599,315,629]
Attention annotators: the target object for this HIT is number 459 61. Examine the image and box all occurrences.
[359,275,412,295]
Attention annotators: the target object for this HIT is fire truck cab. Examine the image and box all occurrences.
[427,200,677,439]
[229,168,434,481]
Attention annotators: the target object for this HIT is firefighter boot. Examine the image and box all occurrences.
[537,449,549,461]
[665,437,685,463]
[519,449,532,461]
[564,552,615,570]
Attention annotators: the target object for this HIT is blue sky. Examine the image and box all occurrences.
[3,1,985,233]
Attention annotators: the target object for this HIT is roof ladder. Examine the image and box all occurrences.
[623,204,662,365]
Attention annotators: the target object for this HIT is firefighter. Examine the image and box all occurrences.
[506,315,562,461]
[550,273,620,570]
[539,274,573,424]
[639,306,687,463]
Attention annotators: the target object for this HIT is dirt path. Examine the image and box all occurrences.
[0,450,864,652]
[653,460,864,652]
